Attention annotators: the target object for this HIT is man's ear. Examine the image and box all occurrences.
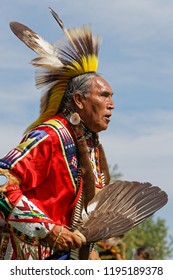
[73,92,85,109]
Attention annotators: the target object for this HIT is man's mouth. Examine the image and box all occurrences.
[104,115,111,122]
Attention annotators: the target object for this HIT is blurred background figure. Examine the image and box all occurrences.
[135,246,151,260]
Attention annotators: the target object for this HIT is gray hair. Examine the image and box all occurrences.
[59,72,100,113]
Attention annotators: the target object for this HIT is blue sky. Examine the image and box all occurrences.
[1,0,173,255]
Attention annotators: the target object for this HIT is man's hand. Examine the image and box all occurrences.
[45,225,83,252]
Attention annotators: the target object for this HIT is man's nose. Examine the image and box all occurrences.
[108,96,114,110]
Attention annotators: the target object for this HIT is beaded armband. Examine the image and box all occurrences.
[0,191,54,245]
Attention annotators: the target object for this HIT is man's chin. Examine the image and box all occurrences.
[95,125,109,133]
[85,122,108,133]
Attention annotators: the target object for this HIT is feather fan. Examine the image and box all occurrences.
[74,180,168,243]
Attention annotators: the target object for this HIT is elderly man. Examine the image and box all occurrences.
[0,8,114,260]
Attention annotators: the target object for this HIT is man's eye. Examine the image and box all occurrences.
[101,93,109,97]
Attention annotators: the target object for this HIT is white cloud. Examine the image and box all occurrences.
[101,110,173,184]
[100,110,173,234]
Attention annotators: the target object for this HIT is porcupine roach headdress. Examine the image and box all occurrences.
[10,7,100,132]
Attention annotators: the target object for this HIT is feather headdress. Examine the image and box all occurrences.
[10,7,100,132]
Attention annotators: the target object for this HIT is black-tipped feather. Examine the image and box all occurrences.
[10,21,59,57]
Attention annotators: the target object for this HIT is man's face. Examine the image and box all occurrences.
[76,76,114,133]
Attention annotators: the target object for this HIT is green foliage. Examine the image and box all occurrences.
[109,164,173,260]
[123,216,173,260]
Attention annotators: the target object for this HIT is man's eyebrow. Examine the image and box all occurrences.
[102,91,114,96]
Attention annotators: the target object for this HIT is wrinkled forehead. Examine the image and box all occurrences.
[92,76,112,92]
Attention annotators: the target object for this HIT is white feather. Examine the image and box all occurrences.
[33,34,58,56]
[32,55,63,69]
